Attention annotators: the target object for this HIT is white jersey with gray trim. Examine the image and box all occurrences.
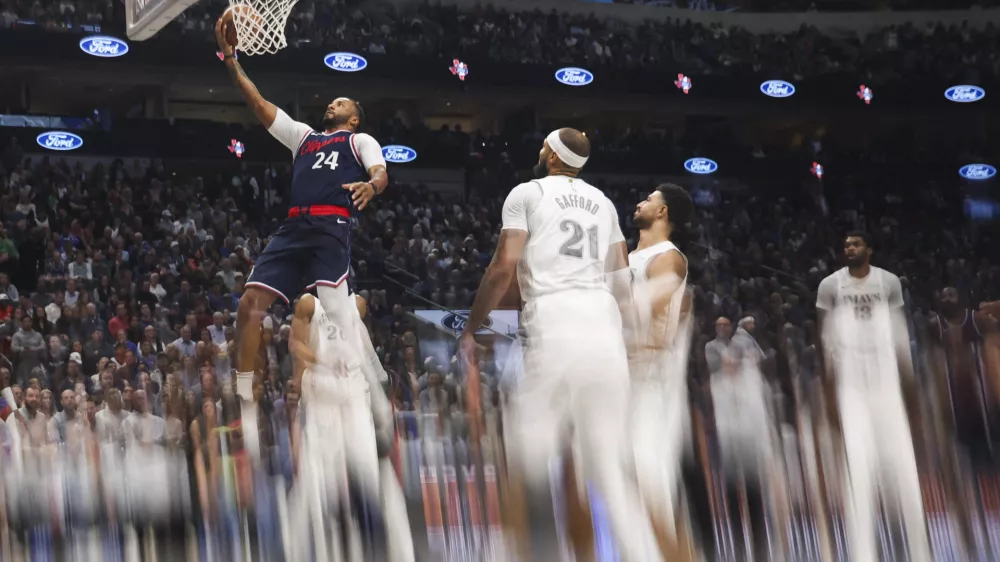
[817,266,904,388]
[304,296,361,400]
[514,176,619,302]
[628,241,690,381]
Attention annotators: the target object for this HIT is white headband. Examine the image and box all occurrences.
[546,130,588,169]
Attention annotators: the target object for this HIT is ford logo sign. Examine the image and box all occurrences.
[945,85,986,103]
[441,312,492,334]
[555,67,594,87]
[36,131,83,151]
[382,145,417,163]
[79,35,128,58]
[959,163,996,180]
[323,52,368,72]
[760,80,795,98]
[683,158,718,175]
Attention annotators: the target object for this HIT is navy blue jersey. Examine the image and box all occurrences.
[291,130,367,211]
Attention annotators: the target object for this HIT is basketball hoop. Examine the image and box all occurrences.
[229,0,297,56]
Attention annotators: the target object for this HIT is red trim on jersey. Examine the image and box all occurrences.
[287,205,350,219]
[292,128,313,158]
[349,134,363,167]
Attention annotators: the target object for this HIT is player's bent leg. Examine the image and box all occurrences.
[562,449,596,562]
[502,383,563,561]
[379,457,415,562]
[837,387,878,562]
[344,398,381,503]
[879,393,932,562]
[633,386,688,560]
[235,286,280,399]
[574,377,660,562]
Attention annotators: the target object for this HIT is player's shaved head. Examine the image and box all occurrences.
[534,127,591,178]
[556,128,590,162]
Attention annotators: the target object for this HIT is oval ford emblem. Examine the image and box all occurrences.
[555,67,594,87]
[323,52,368,72]
[945,85,986,103]
[79,36,129,58]
[36,131,84,151]
[382,145,417,163]
[959,163,996,180]
[442,312,493,334]
[683,158,718,175]
[760,80,795,98]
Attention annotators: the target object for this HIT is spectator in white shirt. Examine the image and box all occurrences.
[170,326,197,358]
[149,273,167,303]
[123,390,165,448]
[208,312,227,345]
[68,252,92,280]
[95,389,129,445]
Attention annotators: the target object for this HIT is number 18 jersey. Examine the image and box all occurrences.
[816,266,905,388]
[501,176,624,304]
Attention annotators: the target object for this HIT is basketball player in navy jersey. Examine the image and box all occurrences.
[927,287,1000,554]
[216,15,387,408]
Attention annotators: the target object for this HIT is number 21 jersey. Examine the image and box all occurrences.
[501,175,624,303]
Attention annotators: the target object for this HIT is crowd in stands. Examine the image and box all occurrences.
[3,109,994,425]
[4,0,1000,82]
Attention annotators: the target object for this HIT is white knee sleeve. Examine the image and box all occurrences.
[317,284,363,371]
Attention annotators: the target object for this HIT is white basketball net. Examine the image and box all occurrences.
[229,0,298,56]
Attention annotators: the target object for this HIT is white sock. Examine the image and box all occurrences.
[316,284,364,373]
[236,371,254,401]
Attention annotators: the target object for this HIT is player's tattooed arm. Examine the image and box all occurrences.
[223,58,278,129]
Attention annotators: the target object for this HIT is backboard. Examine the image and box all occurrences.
[126,0,201,41]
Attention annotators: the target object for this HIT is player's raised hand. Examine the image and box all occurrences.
[215,10,235,57]
[343,181,375,210]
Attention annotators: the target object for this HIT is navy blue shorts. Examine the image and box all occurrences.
[246,216,351,303]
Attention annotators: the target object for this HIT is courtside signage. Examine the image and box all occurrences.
[945,85,986,103]
[323,52,367,72]
[37,132,83,151]
[555,67,594,86]
[959,164,996,180]
[382,145,417,163]
[684,158,718,175]
[414,309,519,336]
[79,36,128,57]
[760,80,795,98]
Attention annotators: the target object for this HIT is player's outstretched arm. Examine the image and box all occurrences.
[640,250,687,350]
[216,14,278,129]
[605,240,639,344]
[463,229,527,340]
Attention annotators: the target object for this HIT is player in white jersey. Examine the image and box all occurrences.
[287,292,414,562]
[816,231,931,562]
[628,185,697,560]
[460,128,659,562]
